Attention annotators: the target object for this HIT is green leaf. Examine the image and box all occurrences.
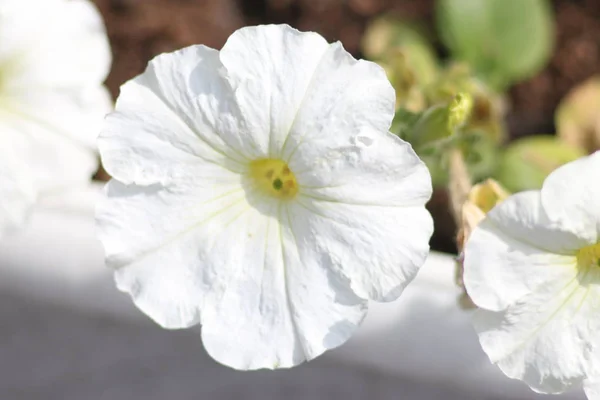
[494,135,585,192]
[461,131,498,181]
[436,0,554,90]
[419,132,499,187]
[391,108,422,139]
[409,105,450,147]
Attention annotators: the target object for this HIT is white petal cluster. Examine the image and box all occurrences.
[464,152,600,398]
[0,0,112,236]
[96,24,434,370]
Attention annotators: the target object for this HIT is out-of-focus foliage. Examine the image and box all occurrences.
[363,1,558,190]
[556,76,600,154]
[363,17,438,111]
[424,64,506,144]
[436,0,554,91]
[494,135,585,193]
[457,178,509,257]
[363,19,507,186]
[363,17,507,143]
[393,92,498,186]
[493,75,600,194]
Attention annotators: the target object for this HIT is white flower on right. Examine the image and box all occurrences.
[464,151,600,398]
[0,0,112,237]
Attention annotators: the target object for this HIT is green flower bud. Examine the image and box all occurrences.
[425,63,507,144]
[409,92,472,147]
[448,92,473,132]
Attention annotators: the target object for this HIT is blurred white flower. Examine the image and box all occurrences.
[0,0,112,237]
[587,382,600,400]
[0,151,35,236]
[96,24,433,370]
[464,152,600,398]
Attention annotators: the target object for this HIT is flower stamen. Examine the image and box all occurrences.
[250,158,298,199]
[576,243,600,270]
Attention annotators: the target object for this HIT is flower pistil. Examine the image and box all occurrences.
[249,158,298,199]
[577,243,600,269]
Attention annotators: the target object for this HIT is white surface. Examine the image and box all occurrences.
[0,183,585,400]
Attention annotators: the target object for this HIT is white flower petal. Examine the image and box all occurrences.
[98,182,368,369]
[585,380,600,400]
[99,45,260,185]
[219,24,330,158]
[541,152,600,244]
[6,86,112,150]
[0,150,36,238]
[201,202,367,370]
[297,132,432,208]
[259,37,432,295]
[282,40,395,170]
[473,267,600,394]
[271,39,430,205]
[1,0,111,150]
[288,198,432,301]
[2,84,112,187]
[97,175,247,328]
[0,0,111,235]
[137,45,259,161]
[464,191,585,311]
[1,110,98,193]
[0,0,110,89]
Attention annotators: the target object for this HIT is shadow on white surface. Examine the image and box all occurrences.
[0,184,585,400]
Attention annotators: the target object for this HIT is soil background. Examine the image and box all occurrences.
[92,0,600,253]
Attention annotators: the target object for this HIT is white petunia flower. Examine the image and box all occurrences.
[96,24,433,370]
[464,151,600,398]
[0,0,112,237]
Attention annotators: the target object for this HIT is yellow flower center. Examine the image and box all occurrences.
[249,158,298,200]
[577,243,600,269]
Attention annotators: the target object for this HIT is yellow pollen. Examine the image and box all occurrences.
[249,158,298,199]
[577,243,600,269]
